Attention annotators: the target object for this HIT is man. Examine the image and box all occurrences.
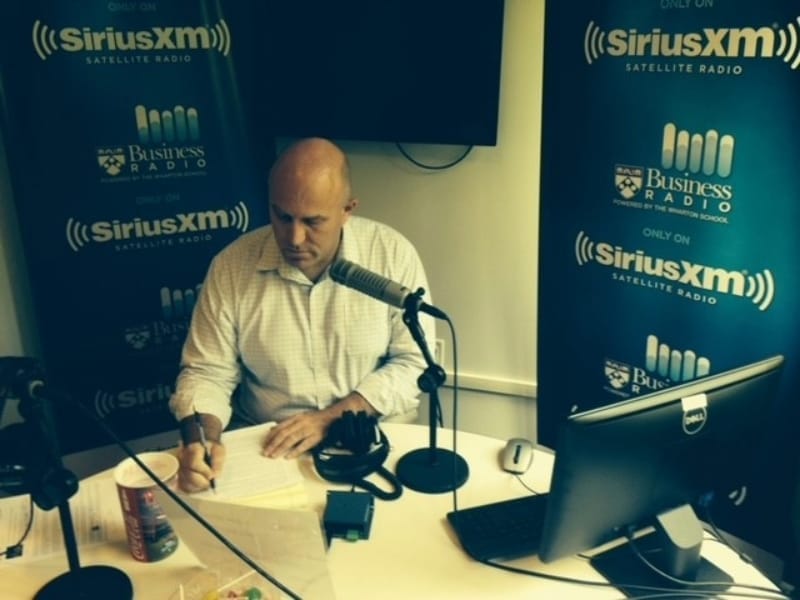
[169,137,435,492]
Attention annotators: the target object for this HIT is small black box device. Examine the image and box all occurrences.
[323,491,374,542]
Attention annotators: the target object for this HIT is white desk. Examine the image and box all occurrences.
[0,424,783,599]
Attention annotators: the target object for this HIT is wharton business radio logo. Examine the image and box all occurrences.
[575,230,776,311]
[613,122,735,224]
[583,17,800,73]
[96,103,207,182]
[602,332,749,503]
[660,122,734,178]
[135,104,200,144]
[643,333,711,382]
[603,333,711,398]
[160,284,202,321]
[97,148,127,177]
[122,284,201,352]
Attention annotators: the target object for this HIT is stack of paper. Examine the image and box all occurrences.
[162,423,335,598]
[0,478,125,563]
[159,492,336,600]
[189,422,309,510]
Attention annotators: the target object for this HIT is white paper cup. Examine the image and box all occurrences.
[114,451,180,562]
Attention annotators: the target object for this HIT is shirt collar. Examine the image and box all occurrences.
[333,219,362,265]
[256,227,283,272]
[255,228,309,284]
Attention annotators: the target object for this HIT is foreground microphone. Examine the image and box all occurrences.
[330,258,447,319]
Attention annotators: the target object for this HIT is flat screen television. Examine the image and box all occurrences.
[538,354,785,595]
[262,1,506,146]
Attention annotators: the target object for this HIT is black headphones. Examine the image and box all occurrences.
[312,411,402,501]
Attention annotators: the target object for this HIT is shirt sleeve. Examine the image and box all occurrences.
[168,253,242,428]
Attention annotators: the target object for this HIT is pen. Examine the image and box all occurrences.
[193,409,216,493]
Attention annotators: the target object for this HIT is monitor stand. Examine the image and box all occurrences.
[591,505,732,598]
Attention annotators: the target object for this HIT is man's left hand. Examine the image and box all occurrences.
[262,411,331,458]
[262,392,378,459]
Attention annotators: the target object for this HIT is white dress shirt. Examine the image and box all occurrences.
[169,216,436,428]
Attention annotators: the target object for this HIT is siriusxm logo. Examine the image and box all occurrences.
[585,20,800,68]
[32,20,231,60]
[575,231,775,310]
[66,202,249,251]
[94,383,173,418]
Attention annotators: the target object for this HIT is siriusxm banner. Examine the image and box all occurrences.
[0,2,271,452]
[539,1,800,562]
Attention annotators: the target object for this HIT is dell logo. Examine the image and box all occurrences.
[681,393,708,435]
[683,410,707,432]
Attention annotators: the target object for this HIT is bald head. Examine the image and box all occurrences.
[269,138,352,208]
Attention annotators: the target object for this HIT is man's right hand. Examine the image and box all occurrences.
[178,440,226,493]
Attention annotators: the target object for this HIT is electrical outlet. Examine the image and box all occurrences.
[434,338,445,365]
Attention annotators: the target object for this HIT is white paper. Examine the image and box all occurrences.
[191,422,305,503]
[0,477,125,564]
[157,490,336,600]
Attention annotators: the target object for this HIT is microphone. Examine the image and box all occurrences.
[329,258,448,319]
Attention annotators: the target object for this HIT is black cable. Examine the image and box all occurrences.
[70,394,303,600]
[474,527,788,599]
[698,494,755,565]
[472,526,788,599]
[515,474,540,496]
[446,315,460,512]
[0,494,33,557]
[395,143,473,170]
[698,497,795,596]
[480,552,788,600]
[624,528,790,600]
[480,555,650,593]
[626,592,786,600]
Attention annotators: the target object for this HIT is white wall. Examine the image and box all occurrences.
[343,0,543,392]
[0,0,545,443]
[329,0,544,441]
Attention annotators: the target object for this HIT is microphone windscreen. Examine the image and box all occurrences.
[330,259,410,308]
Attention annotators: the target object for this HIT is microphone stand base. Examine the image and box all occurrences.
[35,565,132,600]
[396,447,469,494]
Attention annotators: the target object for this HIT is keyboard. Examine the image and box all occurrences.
[447,494,548,562]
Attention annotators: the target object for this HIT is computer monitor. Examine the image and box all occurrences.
[538,354,785,596]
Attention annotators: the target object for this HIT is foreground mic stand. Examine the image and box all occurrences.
[11,370,132,600]
[395,289,469,493]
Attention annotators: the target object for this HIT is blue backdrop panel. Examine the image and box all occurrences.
[0,2,271,452]
[538,0,800,563]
